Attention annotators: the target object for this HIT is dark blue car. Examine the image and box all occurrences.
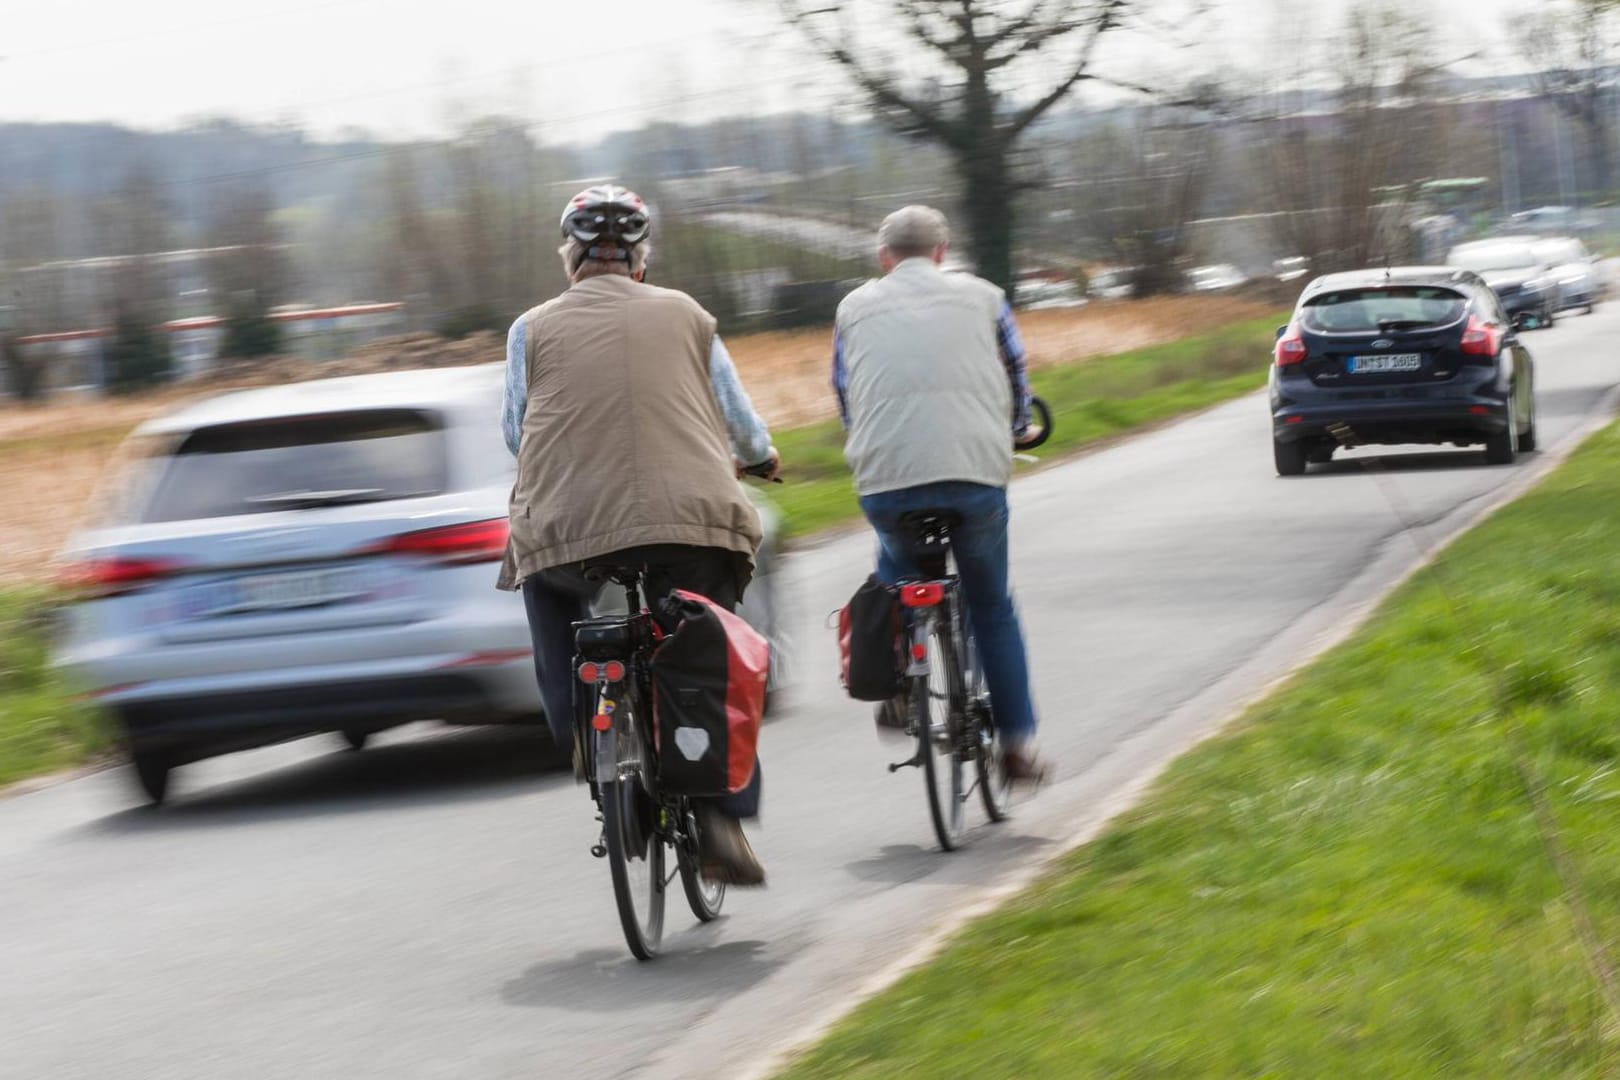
[1268,267,1537,476]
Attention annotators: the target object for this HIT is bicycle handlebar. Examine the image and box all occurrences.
[1017,396,1054,451]
[741,459,783,483]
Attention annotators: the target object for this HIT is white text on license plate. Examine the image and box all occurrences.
[1350,353,1423,373]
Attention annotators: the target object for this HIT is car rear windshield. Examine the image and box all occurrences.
[138,409,449,523]
[1300,286,1468,333]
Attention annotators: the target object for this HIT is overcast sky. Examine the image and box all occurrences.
[0,0,1533,145]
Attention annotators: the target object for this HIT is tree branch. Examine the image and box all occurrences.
[1003,0,1129,138]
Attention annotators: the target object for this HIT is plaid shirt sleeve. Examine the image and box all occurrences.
[997,300,1032,435]
[832,327,850,428]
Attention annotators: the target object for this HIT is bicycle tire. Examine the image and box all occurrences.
[964,629,1013,822]
[676,839,726,922]
[597,696,666,960]
[916,621,966,851]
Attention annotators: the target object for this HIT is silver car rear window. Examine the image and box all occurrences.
[139,409,449,523]
[1301,286,1467,333]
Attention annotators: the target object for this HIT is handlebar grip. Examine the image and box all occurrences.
[742,460,783,483]
[1017,396,1054,450]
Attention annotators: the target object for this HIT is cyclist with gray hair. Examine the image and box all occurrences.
[832,204,1048,782]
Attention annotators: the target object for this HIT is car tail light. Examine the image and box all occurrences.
[372,518,509,565]
[57,556,186,600]
[1274,324,1308,370]
[1459,315,1501,360]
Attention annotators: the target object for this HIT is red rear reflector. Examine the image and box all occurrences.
[1285,416,1304,425]
[602,660,626,682]
[577,662,601,683]
[1469,405,1490,415]
[58,556,185,599]
[911,642,927,661]
[592,713,612,731]
[900,583,945,608]
[373,519,509,564]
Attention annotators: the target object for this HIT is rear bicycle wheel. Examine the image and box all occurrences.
[596,695,666,960]
[916,621,966,851]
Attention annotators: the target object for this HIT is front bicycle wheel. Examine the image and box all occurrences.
[964,630,1013,822]
[677,831,726,923]
[596,695,666,960]
[916,621,966,851]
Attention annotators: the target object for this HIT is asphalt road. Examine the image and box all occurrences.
[4,304,1620,1079]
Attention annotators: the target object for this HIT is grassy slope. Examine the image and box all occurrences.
[0,589,110,788]
[770,313,1281,537]
[784,422,1620,1078]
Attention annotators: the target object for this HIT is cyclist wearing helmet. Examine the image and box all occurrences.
[833,205,1047,782]
[498,184,780,885]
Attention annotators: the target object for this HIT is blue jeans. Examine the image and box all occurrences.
[858,481,1037,742]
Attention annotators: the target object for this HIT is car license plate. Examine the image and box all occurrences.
[1348,353,1423,374]
[178,567,367,619]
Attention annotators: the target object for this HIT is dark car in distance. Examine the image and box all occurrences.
[1445,239,1560,328]
[1269,267,1536,476]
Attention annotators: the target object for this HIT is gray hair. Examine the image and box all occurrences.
[877,205,950,260]
[559,238,649,282]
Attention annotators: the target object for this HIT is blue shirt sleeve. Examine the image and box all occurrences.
[832,328,851,428]
[500,317,526,457]
[709,335,773,465]
[996,300,1032,434]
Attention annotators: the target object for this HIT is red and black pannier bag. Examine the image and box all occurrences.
[651,589,768,796]
[837,574,906,702]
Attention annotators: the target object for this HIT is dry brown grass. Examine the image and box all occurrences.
[0,295,1274,584]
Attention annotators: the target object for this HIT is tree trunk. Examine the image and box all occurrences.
[960,150,1015,294]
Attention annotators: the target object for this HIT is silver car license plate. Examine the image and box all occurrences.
[1349,353,1423,374]
[180,567,365,619]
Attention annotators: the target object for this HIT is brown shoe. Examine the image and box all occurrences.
[697,809,767,887]
[874,692,910,733]
[1002,745,1050,786]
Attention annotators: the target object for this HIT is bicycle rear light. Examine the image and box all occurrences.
[900,583,945,607]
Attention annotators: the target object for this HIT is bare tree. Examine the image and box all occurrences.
[1522,0,1620,198]
[1249,2,1458,274]
[780,0,1141,291]
[204,181,291,357]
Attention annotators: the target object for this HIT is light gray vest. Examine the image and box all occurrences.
[836,258,1013,496]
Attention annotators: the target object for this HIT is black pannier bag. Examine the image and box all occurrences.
[650,589,767,796]
[837,574,906,701]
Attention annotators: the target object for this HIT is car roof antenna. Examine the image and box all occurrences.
[1382,254,1391,280]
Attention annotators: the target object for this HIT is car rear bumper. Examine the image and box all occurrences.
[1272,396,1509,445]
[114,666,542,764]
[91,651,541,762]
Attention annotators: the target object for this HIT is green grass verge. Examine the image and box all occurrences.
[770,314,1283,538]
[782,422,1620,1077]
[0,589,111,788]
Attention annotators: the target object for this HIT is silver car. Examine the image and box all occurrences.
[54,364,787,803]
[1532,236,1603,313]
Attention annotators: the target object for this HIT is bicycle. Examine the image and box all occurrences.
[886,398,1052,851]
[572,564,724,961]
[573,462,778,960]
